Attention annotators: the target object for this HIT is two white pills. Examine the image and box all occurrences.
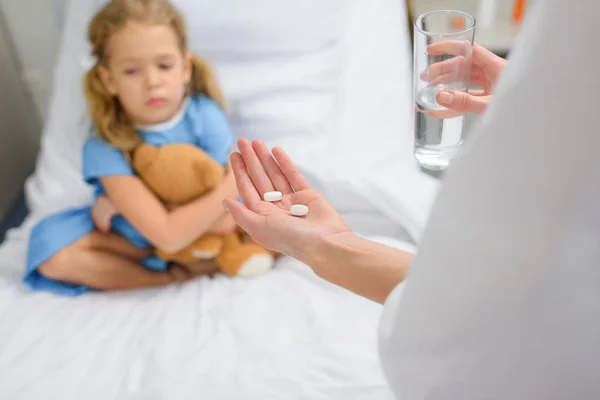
[263,191,309,217]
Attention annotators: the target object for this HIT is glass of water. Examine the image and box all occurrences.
[413,10,476,171]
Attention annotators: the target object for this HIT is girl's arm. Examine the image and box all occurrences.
[100,169,238,254]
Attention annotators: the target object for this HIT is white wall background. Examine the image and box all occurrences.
[0,0,532,124]
[411,0,527,54]
[0,0,65,122]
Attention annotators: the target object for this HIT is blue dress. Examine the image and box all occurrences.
[24,96,233,296]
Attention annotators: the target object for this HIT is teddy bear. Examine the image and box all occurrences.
[131,142,275,278]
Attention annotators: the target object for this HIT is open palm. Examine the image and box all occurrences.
[224,139,350,260]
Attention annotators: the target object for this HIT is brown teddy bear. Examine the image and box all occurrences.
[131,142,275,278]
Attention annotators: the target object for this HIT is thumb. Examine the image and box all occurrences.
[436,91,491,114]
[92,210,111,233]
[99,220,112,233]
[223,198,260,235]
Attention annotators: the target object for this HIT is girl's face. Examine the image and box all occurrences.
[98,20,192,126]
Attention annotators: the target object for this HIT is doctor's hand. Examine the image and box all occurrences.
[423,42,507,116]
[223,139,351,261]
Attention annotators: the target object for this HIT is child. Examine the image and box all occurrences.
[24,0,239,296]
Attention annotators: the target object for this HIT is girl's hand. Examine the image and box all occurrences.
[92,195,118,233]
[223,138,351,261]
[422,42,507,116]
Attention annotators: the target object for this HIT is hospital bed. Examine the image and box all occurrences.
[0,0,438,398]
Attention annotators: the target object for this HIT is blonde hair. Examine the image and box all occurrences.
[83,0,225,151]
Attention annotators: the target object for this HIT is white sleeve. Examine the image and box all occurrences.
[379,1,600,399]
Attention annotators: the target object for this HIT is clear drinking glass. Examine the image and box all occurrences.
[413,10,476,170]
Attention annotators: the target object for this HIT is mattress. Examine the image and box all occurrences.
[0,0,437,398]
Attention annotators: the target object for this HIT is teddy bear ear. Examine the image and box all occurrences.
[131,144,159,173]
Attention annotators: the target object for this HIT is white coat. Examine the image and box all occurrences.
[379,0,600,398]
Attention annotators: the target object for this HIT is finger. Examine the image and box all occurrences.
[429,42,504,82]
[435,91,491,115]
[237,138,275,196]
[468,66,487,88]
[421,56,467,82]
[426,72,468,88]
[252,140,294,194]
[467,89,486,97]
[425,70,484,89]
[93,210,111,233]
[423,108,464,119]
[472,42,504,66]
[427,40,471,57]
[100,219,112,233]
[423,63,487,90]
[230,151,261,208]
[271,147,311,191]
[223,197,262,236]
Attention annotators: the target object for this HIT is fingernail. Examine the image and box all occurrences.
[438,91,453,105]
[222,201,229,211]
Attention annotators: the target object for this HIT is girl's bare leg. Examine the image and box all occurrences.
[85,231,153,260]
[87,232,220,276]
[38,232,189,291]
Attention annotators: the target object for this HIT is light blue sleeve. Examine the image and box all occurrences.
[82,137,134,185]
[194,96,234,165]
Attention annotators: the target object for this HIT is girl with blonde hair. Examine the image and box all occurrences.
[24,0,239,295]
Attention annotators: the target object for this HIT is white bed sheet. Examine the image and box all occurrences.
[0,0,437,398]
[0,235,413,400]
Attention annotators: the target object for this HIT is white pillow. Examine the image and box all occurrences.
[25,0,349,215]
[185,0,348,145]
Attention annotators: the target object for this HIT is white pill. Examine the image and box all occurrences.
[290,204,309,217]
[263,191,283,202]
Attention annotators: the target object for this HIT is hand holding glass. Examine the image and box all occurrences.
[413,10,476,171]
